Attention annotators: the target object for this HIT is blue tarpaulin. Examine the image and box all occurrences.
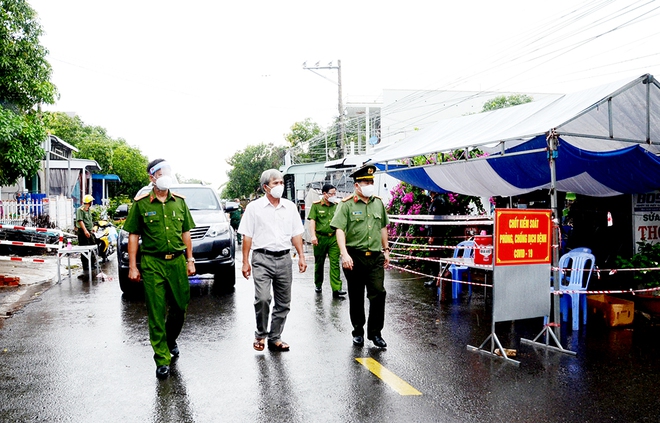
[371,74,660,197]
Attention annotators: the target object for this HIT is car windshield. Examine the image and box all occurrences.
[170,187,220,210]
[136,186,222,211]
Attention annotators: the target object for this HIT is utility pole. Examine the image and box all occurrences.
[303,60,344,154]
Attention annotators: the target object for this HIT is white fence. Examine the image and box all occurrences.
[0,196,74,230]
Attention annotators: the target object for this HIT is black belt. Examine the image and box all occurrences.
[347,247,380,257]
[317,232,335,237]
[143,250,184,260]
[254,248,290,257]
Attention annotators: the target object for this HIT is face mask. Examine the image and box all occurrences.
[269,185,284,199]
[156,175,173,190]
[359,184,375,198]
[327,196,338,203]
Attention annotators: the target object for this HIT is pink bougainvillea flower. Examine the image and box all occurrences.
[402,192,414,204]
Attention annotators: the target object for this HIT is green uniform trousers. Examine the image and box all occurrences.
[141,254,190,366]
[314,234,342,291]
[343,247,386,339]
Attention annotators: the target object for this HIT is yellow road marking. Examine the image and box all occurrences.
[355,357,422,396]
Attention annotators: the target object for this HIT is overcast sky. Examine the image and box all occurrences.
[28,0,660,189]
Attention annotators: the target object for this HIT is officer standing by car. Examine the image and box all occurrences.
[123,159,196,380]
[330,164,390,348]
[307,184,345,297]
[76,194,97,278]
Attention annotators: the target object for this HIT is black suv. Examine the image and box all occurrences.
[116,184,236,295]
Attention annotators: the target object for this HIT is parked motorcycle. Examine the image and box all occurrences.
[94,220,118,262]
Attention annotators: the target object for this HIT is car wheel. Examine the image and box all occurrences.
[119,268,142,297]
[214,263,236,289]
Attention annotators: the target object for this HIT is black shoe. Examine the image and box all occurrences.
[424,280,436,287]
[170,344,179,357]
[332,290,347,298]
[315,286,322,293]
[352,335,364,347]
[369,335,387,348]
[156,365,170,379]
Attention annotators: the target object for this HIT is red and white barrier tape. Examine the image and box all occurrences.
[0,240,59,250]
[0,256,48,263]
[388,264,493,288]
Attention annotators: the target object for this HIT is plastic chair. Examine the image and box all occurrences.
[450,241,475,299]
[557,250,596,330]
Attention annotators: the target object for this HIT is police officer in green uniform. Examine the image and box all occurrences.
[123,159,196,380]
[75,194,97,277]
[307,184,346,298]
[330,165,390,348]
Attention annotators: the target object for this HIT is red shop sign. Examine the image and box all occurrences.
[494,209,552,266]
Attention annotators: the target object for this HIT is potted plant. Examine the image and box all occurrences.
[615,241,660,315]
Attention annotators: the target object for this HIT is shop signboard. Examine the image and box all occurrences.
[494,208,552,266]
[633,190,660,250]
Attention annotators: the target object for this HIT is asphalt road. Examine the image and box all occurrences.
[1,249,660,422]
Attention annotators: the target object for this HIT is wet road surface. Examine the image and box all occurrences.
[1,249,660,422]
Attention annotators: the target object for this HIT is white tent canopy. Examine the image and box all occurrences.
[369,74,660,197]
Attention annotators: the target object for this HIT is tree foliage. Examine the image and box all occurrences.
[43,111,150,196]
[223,143,286,199]
[0,0,57,111]
[0,0,57,185]
[482,94,533,112]
[0,108,46,185]
[284,118,322,164]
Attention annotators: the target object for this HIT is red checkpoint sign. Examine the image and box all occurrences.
[494,209,552,266]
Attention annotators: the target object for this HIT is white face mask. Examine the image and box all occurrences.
[327,196,338,203]
[269,185,284,199]
[359,184,375,198]
[155,175,173,190]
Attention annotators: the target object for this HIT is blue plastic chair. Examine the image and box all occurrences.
[557,250,596,330]
[450,241,475,299]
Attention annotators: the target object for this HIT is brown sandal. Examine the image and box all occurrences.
[267,341,290,351]
[253,338,265,351]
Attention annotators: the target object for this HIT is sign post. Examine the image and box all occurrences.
[468,208,575,364]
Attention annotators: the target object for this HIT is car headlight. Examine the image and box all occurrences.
[206,223,230,237]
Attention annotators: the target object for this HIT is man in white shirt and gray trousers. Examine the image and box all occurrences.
[238,169,307,352]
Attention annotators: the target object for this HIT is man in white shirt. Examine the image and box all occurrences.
[238,169,307,352]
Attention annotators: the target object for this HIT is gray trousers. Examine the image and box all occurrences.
[252,251,293,343]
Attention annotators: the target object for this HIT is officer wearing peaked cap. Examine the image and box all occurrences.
[330,164,390,349]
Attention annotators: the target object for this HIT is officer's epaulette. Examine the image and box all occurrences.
[313,199,322,204]
[373,195,382,200]
[134,192,150,201]
[172,192,186,199]
[342,196,353,203]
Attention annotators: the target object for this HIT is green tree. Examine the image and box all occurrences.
[284,118,322,164]
[223,143,286,199]
[0,0,58,185]
[0,109,46,185]
[43,111,150,196]
[482,94,533,112]
[0,0,57,111]
[41,112,108,147]
[110,142,149,196]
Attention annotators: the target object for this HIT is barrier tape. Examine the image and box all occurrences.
[0,224,63,265]
[391,254,660,296]
[0,224,62,235]
[0,240,58,249]
[0,256,48,263]
[388,264,493,288]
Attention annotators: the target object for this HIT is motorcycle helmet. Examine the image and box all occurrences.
[83,195,94,204]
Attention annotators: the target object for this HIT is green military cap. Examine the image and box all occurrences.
[350,164,377,181]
